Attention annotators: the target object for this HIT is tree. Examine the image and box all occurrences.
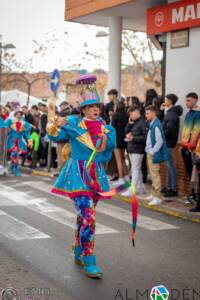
[122,30,162,87]
[85,29,162,87]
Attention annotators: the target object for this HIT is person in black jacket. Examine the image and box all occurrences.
[122,107,148,196]
[111,102,129,185]
[105,89,118,124]
[162,94,183,197]
[22,105,34,125]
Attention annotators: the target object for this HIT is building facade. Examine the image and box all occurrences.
[65,0,200,194]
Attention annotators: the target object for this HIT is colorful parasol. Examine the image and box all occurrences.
[97,182,138,247]
[131,185,138,247]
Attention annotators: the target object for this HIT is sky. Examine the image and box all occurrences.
[0,0,162,73]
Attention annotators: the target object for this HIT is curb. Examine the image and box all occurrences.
[115,195,200,224]
[31,170,55,179]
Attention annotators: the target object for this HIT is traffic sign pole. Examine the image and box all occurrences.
[48,69,60,173]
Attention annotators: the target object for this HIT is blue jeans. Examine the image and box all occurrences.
[166,148,177,191]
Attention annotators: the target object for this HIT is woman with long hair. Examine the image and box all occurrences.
[145,89,158,107]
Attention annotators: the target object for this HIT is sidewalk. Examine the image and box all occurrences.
[116,186,200,223]
[22,167,200,223]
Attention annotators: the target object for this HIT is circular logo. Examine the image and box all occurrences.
[1,288,18,300]
[155,11,164,27]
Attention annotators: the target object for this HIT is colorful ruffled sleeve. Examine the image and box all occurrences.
[101,125,116,163]
[47,115,81,142]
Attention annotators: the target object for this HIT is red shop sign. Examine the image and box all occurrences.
[147,0,200,35]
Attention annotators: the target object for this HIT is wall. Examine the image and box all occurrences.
[65,0,133,20]
[165,26,200,111]
[160,146,191,195]
[165,22,200,195]
[1,70,159,104]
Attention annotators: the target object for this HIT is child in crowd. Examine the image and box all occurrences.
[122,107,148,196]
[145,106,170,205]
[30,128,40,169]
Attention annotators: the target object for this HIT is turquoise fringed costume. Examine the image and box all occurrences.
[5,118,31,176]
[5,119,31,154]
[47,115,116,200]
[47,114,116,277]
[47,73,116,278]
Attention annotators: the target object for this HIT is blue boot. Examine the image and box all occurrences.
[15,166,21,177]
[82,255,102,278]
[73,245,83,266]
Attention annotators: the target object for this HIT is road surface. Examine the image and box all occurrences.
[0,173,199,300]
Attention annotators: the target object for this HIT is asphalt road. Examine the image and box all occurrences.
[0,173,200,300]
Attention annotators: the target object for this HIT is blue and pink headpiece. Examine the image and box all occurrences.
[76,74,100,108]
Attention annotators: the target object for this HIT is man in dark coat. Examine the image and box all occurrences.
[105,89,118,124]
[22,105,34,125]
[162,94,183,197]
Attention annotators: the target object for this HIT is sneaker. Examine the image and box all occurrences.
[163,189,178,198]
[148,197,162,206]
[121,188,133,197]
[143,194,153,200]
[184,194,196,205]
[112,178,125,186]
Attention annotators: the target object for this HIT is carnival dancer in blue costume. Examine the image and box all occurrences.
[5,110,32,176]
[0,108,7,175]
[47,75,116,279]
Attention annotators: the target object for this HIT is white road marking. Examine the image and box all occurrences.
[11,181,179,231]
[0,183,118,235]
[97,202,179,230]
[0,209,50,241]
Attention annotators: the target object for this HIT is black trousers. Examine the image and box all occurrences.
[31,150,38,168]
[181,148,193,179]
[142,153,148,184]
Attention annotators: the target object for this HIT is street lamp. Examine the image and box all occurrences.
[0,35,16,103]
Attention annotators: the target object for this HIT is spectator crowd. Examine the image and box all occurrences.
[0,88,199,212]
